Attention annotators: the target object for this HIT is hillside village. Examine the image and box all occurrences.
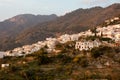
[0,17,119,80]
[2,17,119,58]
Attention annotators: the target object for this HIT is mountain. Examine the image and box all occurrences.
[0,3,120,51]
[0,14,57,50]
[0,14,57,37]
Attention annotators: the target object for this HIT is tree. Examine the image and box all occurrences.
[91,27,98,37]
[37,54,51,65]
[91,46,113,58]
[91,47,103,58]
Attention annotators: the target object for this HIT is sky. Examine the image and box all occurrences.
[0,0,120,21]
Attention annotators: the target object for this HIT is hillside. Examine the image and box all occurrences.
[0,3,120,51]
[0,15,120,80]
[0,42,120,80]
[0,14,57,50]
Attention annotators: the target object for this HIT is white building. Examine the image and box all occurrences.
[114,17,119,20]
[58,34,71,43]
[0,52,5,58]
[75,40,101,51]
[13,47,23,52]
[45,37,59,53]
[97,24,120,41]
[115,33,120,41]
[84,30,94,36]
[5,51,14,56]
[1,64,9,68]
[70,34,79,41]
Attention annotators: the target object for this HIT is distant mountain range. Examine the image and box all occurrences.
[0,3,120,51]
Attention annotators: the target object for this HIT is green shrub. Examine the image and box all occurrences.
[91,46,115,58]
[22,69,36,80]
[37,54,51,65]
[73,55,88,67]
[55,53,72,64]
[80,58,88,67]
[9,65,21,72]
[89,73,101,79]
[91,47,103,58]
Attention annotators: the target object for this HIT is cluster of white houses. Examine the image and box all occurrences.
[97,24,120,41]
[105,17,120,25]
[4,34,81,57]
[0,23,119,59]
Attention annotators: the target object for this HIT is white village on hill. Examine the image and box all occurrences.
[0,17,120,59]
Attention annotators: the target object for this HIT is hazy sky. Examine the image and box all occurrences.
[0,0,120,21]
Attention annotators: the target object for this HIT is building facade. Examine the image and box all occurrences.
[75,40,101,51]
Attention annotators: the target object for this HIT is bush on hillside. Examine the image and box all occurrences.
[91,46,104,58]
[91,46,114,58]
[37,54,51,65]
[55,53,72,64]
